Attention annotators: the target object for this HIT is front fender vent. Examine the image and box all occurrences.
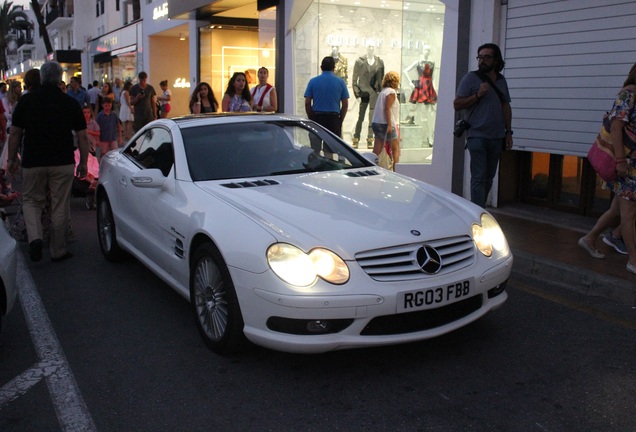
[174,239,185,259]
[221,179,280,188]
[345,170,380,178]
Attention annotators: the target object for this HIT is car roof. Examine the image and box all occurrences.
[168,112,306,128]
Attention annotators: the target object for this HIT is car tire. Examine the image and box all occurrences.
[190,243,246,355]
[96,192,125,261]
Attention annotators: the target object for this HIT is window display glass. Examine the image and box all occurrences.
[294,0,445,165]
[198,7,277,112]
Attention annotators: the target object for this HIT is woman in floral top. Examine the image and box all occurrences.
[222,72,252,112]
[581,63,636,276]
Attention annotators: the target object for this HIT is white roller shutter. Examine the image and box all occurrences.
[503,0,636,156]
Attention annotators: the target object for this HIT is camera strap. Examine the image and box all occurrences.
[474,71,506,104]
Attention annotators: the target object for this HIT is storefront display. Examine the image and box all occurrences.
[294,0,445,165]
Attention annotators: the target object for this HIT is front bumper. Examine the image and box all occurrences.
[232,254,513,353]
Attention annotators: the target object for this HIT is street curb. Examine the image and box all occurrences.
[511,250,636,306]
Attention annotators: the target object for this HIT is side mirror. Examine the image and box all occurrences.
[361,151,379,165]
[130,168,166,188]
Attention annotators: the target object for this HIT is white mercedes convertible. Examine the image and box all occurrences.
[96,113,512,354]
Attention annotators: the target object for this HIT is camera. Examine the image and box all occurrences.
[453,119,470,138]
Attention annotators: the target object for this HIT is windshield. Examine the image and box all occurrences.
[182,121,373,181]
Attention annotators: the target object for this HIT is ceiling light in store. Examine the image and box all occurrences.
[179,33,186,41]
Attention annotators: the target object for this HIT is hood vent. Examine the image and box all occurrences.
[345,169,380,178]
[221,179,280,189]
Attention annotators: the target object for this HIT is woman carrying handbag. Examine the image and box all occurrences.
[580,63,636,276]
[371,71,401,170]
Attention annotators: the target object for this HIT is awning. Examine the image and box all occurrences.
[54,50,81,64]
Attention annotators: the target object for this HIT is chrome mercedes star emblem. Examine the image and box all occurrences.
[416,245,442,274]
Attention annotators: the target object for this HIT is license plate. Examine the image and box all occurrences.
[398,279,472,312]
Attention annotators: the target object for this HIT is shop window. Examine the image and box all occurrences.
[293,0,445,164]
[199,6,277,107]
[527,152,550,202]
[521,152,609,216]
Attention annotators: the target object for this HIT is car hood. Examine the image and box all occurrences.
[196,170,481,258]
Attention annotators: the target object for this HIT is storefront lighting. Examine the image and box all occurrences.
[179,33,186,41]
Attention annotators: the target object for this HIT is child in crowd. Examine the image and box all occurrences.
[95,96,122,157]
[0,168,19,209]
[83,104,100,155]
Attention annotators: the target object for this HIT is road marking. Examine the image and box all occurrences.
[0,359,64,406]
[0,253,97,431]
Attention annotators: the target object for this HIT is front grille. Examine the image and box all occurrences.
[355,236,475,281]
[361,294,483,335]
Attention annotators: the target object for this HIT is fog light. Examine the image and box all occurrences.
[266,317,354,335]
[306,320,330,333]
[488,280,507,298]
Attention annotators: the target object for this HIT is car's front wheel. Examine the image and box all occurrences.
[190,243,245,354]
[96,192,125,261]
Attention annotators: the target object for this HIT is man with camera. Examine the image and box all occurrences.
[130,71,157,132]
[454,43,512,208]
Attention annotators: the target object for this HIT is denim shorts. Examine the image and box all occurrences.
[371,122,398,140]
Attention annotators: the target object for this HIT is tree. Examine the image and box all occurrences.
[0,0,33,73]
[30,0,53,55]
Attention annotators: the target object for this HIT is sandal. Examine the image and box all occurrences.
[578,237,605,259]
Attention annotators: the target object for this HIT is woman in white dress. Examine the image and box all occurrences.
[250,67,277,112]
[118,81,134,143]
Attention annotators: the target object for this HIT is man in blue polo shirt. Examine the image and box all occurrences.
[68,76,90,107]
[304,56,349,137]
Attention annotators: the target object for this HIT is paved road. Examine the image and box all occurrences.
[1,197,635,431]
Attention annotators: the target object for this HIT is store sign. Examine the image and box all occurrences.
[325,34,396,49]
[153,3,169,20]
[173,78,190,89]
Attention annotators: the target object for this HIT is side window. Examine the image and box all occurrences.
[124,128,174,176]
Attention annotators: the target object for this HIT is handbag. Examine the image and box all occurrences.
[587,113,616,182]
[377,132,394,170]
[377,147,393,170]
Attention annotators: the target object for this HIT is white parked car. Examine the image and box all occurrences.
[96,114,512,354]
[0,220,18,334]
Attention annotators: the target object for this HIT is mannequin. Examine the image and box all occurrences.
[331,46,348,81]
[402,44,437,146]
[351,45,385,148]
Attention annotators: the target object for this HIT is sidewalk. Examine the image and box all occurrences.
[490,204,636,306]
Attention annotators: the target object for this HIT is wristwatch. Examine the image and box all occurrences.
[505,130,513,135]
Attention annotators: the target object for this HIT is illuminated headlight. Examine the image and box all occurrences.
[472,213,509,257]
[267,243,350,286]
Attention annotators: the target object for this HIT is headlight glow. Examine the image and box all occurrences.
[309,249,350,284]
[472,213,508,257]
[267,243,350,286]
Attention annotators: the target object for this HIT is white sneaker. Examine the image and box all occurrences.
[578,237,605,259]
